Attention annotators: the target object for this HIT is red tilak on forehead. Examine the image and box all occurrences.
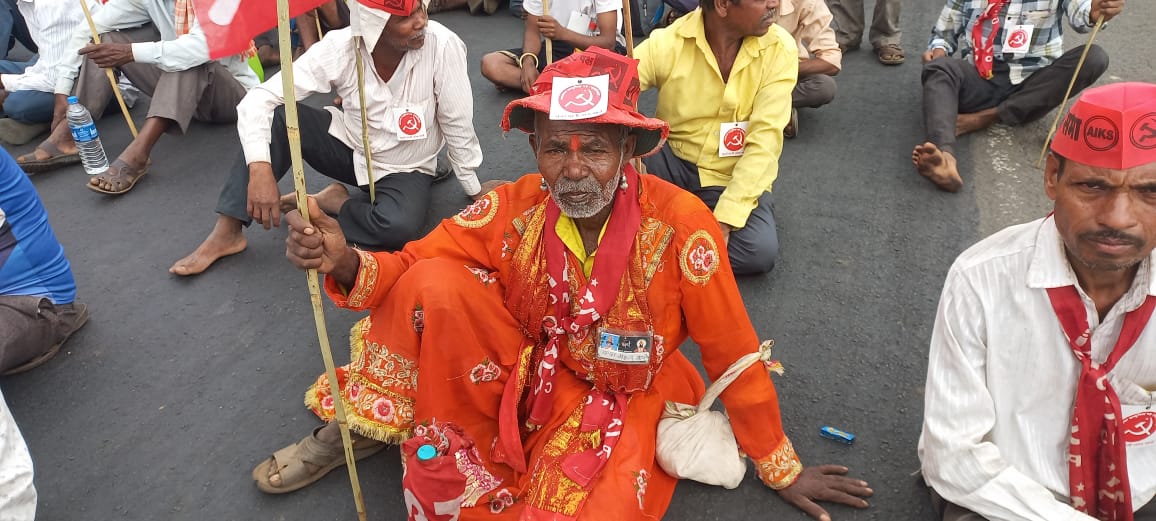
[570,135,581,152]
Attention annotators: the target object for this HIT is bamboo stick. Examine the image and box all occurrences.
[78,0,138,138]
[544,0,553,64]
[353,35,377,204]
[620,4,645,174]
[275,0,368,519]
[1037,15,1104,168]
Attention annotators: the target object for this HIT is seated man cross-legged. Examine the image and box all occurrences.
[14,0,259,195]
[171,0,495,276]
[256,48,873,520]
[912,0,1123,192]
[635,0,798,275]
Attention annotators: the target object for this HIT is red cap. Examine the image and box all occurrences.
[501,47,669,158]
[356,0,415,17]
[1051,82,1156,170]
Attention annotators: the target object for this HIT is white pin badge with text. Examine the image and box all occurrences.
[550,75,610,121]
[718,121,749,157]
[393,107,427,141]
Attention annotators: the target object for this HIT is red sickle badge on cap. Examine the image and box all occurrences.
[1050,82,1156,170]
[558,84,602,113]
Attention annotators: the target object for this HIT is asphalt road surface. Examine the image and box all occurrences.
[3,1,1154,520]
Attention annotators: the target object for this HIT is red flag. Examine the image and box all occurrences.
[191,0,331,59]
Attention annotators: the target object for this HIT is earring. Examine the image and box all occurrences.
[540,178,549,192]
[619,174,628,191]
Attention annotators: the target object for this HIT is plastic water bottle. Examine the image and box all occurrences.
[65,96,109,176]
[416,444,437,461]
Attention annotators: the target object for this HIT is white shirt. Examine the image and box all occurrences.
[523,0,624,46]
[53,0,259,95]
[919,216,1156,521]
[0,388,36,521]
[236,22,482,196]
[0,0,90,94]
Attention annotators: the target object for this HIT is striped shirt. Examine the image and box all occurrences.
[919,217,1156,520]
[0,0,91,94]
[54,0,259,95]
[236,21,483,196]
[926,0,1095,84]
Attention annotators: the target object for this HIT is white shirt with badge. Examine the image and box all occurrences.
[236,21,483,196]
[919,216,1156,521]
[522,0,625,47]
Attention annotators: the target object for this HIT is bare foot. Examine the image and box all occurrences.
[169,216,247,276]
[912,143,963,192]
[955,108,1000,137]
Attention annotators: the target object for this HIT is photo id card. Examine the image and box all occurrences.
[596,328,652,365]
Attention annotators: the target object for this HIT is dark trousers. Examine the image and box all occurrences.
[0,296,82,373]
[642,143,779,275]
[215,104,432,250]
[0,0,34,61]
[930,487,1156,521]
[921,45,1109,154]
[793,74,837,109]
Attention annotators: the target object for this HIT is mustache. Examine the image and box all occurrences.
[1080,228,1143,247]
[553,176,602,195]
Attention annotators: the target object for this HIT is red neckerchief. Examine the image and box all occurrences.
[972,0,1008,80]
[520,165,641,488]
[1047,285,1155,521]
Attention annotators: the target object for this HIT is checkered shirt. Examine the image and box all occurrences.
[927,0,1097,84]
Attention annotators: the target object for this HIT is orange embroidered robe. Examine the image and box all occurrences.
[306,173,803,520]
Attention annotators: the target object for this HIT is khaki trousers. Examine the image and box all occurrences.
[828,0,902,48]
[73,24,246,135]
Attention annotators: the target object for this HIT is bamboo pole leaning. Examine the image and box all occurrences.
[78,0,138,137]
[544,0,553,64]
[620,3,645,174]
[352,34,377,203]
[1037,15,1105,168]
[274,0,368,519]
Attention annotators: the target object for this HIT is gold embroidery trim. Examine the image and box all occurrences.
[347,249,379,308]
[523,405,591,516]
[452,191,500,229]
[755,438,804,490]
[679,229,720,286]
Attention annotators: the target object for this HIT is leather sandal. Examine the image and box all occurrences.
[252,426,386,494]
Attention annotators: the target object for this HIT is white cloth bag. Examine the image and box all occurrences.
[655,340,780,489]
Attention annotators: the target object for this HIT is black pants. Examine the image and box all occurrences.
[642,143,779,275]
[921,45,1109,154]
[215,105,432,250]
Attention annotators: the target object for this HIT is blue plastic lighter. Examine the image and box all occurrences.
[819,426,855,445]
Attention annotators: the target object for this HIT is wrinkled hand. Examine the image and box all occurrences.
[473,179,510,201]
[284,196,354,277]
[921,48,946,64]
[79,42,134,68]
[536,15,566,40]
[247,163,281,229]
[1091,0,1123,22]
[520,63,540,94]
[775,465,873,521]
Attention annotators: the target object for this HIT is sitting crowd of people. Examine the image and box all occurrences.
[2,0,1153,518]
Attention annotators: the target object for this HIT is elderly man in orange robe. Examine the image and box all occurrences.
[254,47,873,520]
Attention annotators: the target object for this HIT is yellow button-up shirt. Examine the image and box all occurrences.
[635,9,797,228]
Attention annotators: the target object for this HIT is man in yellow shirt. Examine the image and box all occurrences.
[635,0,797,275]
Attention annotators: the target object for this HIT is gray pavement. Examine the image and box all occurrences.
[3,1,1155,520]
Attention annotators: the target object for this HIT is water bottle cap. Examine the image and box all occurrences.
[67,96,79,104]
[416,444,437,461]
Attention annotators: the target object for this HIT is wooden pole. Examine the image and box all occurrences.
[78,0,138,138]
[543,0,553,64]
[353,35,377,204]
[275,0,368,520]
[620,4,645,174]
[1037,15,1104,168]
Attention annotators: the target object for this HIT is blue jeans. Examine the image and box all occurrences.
[0,58,52,123]
[0,0,34,60]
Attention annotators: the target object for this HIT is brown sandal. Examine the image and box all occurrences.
[16,141,81,174]
[86,159,148,195]
[875,43,905,65]
[252,426,386,494]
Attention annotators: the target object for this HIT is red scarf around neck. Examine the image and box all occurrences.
[972,0,1008,80]
[1047,285,1155,521]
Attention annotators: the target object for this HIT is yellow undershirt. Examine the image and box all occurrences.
[555,213,609,277]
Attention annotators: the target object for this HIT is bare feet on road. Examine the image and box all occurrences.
[169,216,248,276]
[912,143,963,193]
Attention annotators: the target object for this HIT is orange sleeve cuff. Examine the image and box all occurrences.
[323,249,379,310]
[752,437,803,490]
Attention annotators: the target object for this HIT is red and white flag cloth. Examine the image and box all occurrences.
[189,0,333,59]
[1047,286,1156,521]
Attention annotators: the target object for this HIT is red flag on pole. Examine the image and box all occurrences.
[191,0,332,59]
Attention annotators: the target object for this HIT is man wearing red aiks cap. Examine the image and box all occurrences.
[920,82,1156,521]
